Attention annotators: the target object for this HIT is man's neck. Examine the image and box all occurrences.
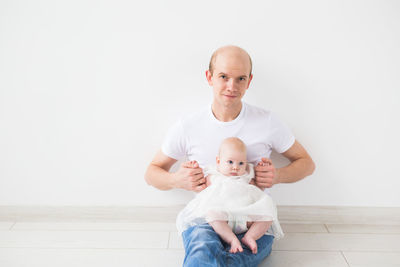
[211,101,243,122]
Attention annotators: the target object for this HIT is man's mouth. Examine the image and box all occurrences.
[224,95,237,98]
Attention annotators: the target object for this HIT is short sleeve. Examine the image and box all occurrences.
[269,113,295,153]
[161,119,187,160]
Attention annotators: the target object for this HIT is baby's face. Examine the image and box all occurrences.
[217,146,247,176]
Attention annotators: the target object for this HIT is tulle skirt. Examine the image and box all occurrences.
[176,177,284,239]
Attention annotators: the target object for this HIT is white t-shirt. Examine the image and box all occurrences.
[162,102,295,168]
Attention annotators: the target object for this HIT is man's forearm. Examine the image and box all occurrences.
[145,164,176,191]
[276,158,315,184]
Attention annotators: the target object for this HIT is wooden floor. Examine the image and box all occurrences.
[0,206,399,267]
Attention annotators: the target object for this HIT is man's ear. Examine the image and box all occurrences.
[246,74,253,89]
[206,70,213,86]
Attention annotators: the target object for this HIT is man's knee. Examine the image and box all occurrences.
[183,224,226,266]
[184,224,222,245]
[256,234,274,256]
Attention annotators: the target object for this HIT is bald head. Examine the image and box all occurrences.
[209,45,253,77]
[218,137,247,157]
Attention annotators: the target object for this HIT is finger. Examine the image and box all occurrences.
[190,172,204,181]
[261,158,272,165]
[255,164,275,172]
[190,171,205,179]
[256,182,272,189]
[257,161,266,167]
[189,168,204,176]
[255,177,274,185]
[194,183,206,192]
[183,160,200,169]
[255,179,274,188]
[255,171,274,179]
[255,163,274,170]
[192,177,206,185]
[182,161,194,168]
[255,164,268,171]
[255,176,273,184]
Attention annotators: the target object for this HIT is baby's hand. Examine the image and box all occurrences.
[254,158,278,190]
[174,160,206,192]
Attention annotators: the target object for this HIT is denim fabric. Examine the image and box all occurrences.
[182,223,274,267]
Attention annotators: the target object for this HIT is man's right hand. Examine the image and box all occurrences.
[173,160,206,192]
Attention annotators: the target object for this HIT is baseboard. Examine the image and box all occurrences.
[0,205,399,225]
[277,206,400,225]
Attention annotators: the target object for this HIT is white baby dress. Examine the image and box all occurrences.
[176,164,284,239]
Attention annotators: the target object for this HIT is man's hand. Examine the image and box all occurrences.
[254,158,279,190]
[173,160,206,192]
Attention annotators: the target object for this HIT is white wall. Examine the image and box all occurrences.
[0,0,399,207]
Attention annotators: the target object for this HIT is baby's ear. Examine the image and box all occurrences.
[216,156,220,164]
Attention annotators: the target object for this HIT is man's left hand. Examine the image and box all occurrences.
[254,158,279,190]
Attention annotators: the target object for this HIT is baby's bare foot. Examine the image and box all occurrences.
[229,238,243,254]
[241,235,258,254]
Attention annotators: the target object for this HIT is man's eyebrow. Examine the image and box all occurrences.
[217,73,247,78]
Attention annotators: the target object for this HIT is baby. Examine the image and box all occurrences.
[176,137,283,254]
[206,137,272,254]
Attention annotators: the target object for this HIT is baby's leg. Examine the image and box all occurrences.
[241,221,272,254]
[209,220,243,253]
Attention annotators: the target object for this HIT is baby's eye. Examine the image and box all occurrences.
[239,162,244,165]
[228,160,233,164]
[220,75,226,79]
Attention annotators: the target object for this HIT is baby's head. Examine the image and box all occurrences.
[216,137,247,176]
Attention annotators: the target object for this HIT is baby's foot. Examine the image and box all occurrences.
[229,238,243,254]
[241,235,258,254]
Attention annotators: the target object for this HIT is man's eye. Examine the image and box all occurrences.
[228,160,233,164]
[239,162,244,165]
[239,77,246,81]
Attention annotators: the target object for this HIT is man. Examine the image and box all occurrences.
[145,45,315,266]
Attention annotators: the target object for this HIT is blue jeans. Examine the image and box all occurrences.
[182,223,274,267]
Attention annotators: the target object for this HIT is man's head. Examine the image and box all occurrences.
[216,137,248,176]
[206,45,253,109]
[208,46,253,77]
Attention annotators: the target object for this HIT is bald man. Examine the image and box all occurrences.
[145,45,315,266]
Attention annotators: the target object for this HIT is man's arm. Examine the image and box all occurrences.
[276,140,315,184]
[145,150,207,192]
[254,140,315,189]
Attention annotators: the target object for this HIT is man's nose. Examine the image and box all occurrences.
[226,79,237,91]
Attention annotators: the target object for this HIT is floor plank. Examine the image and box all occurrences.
[281,223,328,233]
[0,248,184,267]
[0,222,14,230]
[0,230,169,249]
[273,233,400,252]
[261,251,349,267]
[343,251,400,267]
[11,222,176,231]
[326,224,400,234]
